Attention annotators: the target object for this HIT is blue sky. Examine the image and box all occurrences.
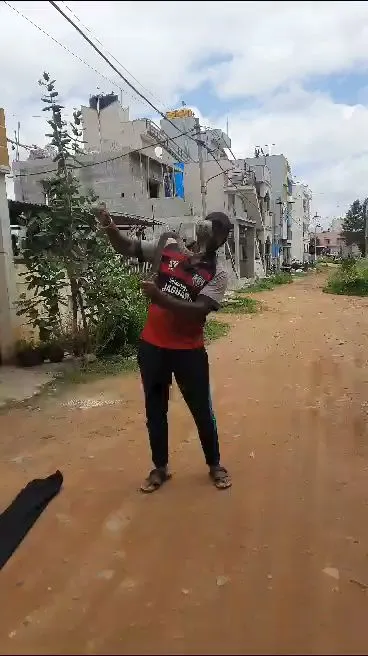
[2,0,368,222]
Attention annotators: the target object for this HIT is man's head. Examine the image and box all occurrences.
[196,212,231,254]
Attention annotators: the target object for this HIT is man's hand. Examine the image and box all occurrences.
[141,280,214,322]
[141,280,161,303]
[94,203,112,228]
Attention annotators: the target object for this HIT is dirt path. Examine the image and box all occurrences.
[1,274,368,655]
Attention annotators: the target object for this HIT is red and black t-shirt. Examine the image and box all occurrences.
[139,238,228,350]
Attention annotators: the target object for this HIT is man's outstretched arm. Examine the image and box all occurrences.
[96,207,139,257]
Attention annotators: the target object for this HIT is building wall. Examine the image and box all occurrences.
[291,183,312,261]
[245,154,291,258]
[13,148,193,221]
[159,116,231,163]
[81,101,130,152]
[317,230,346,255]
[184,159,234,216]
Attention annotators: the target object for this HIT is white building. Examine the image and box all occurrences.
[291,183,312,262]
[245,153,312,267]
[184,158,272,279]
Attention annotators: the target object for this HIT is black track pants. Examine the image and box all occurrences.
[137,340,220,468]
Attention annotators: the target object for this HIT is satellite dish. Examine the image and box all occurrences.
[154,146,163,159]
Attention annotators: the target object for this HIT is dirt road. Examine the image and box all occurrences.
[1,274,368,655]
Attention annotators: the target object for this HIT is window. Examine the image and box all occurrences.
[121,192,125,198]
[228,193,235,216]
[148,180,160,199]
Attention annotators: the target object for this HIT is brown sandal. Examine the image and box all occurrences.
[140,468,172,494]
[209,466,232,489]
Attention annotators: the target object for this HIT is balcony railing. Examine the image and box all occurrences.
[145,120,190,163]
[224,169,256,189]
[250,164,271,186]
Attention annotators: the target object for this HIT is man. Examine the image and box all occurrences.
[97,207,232,492]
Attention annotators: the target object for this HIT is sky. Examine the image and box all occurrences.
[2,0,368,226]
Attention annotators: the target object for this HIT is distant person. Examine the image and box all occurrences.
[96,208,232,493]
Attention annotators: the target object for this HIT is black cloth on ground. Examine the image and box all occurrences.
[0,470,63,570]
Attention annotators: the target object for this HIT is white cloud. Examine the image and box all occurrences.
[2,1,368,221]
[215,85,368,221]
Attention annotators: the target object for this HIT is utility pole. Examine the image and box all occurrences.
[312,212,321,262]
[195,117,207,218]
[276,197,283,270]
[0,108,17,363]
[364,201,368,259]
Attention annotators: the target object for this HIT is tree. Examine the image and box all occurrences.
[342,198,367,256]
[20,72,102,350]
[18,72,147,357]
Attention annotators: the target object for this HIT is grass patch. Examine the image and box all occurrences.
[204,319,230,342]
[240,272,293,293]
[220,295,260,314]
[61,353,138,385]
[324,258,368,297]
[316,262,329,273]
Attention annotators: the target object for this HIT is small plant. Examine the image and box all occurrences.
[41,339,65,363]
[271,272,293,285]
[204,319,230,342]
[16,339,44,368]
[220,295,260,314]
[61,353,138,385]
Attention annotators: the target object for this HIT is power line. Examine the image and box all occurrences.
[4,2,197,171]
[8,127,197,179]
[2,1,140,107]
[47,0,232,173]
[7,137,37,152]
[48,1,187,133]
[7,0,268,226]
[59,0,166,110]
[5,0,298,240]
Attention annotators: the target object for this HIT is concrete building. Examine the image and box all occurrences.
[81,95,189,164]
[290,183,312,262]
[237,159,272,273]
[13,96,199,241]
[317,230,346,256]
[13,96,313,282]
[13,96,265,282]
[245,154,314,267]
[184,158,270,279]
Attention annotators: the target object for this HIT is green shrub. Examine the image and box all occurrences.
[324,258,368,296]
[85,259,148,357]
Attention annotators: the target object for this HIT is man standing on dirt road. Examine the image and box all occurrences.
[97,207,232,493]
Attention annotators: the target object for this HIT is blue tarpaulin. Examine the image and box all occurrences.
[173,162,184,199]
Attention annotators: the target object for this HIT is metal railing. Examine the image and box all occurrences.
[146,120,190,163]
[224,169,256,188]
